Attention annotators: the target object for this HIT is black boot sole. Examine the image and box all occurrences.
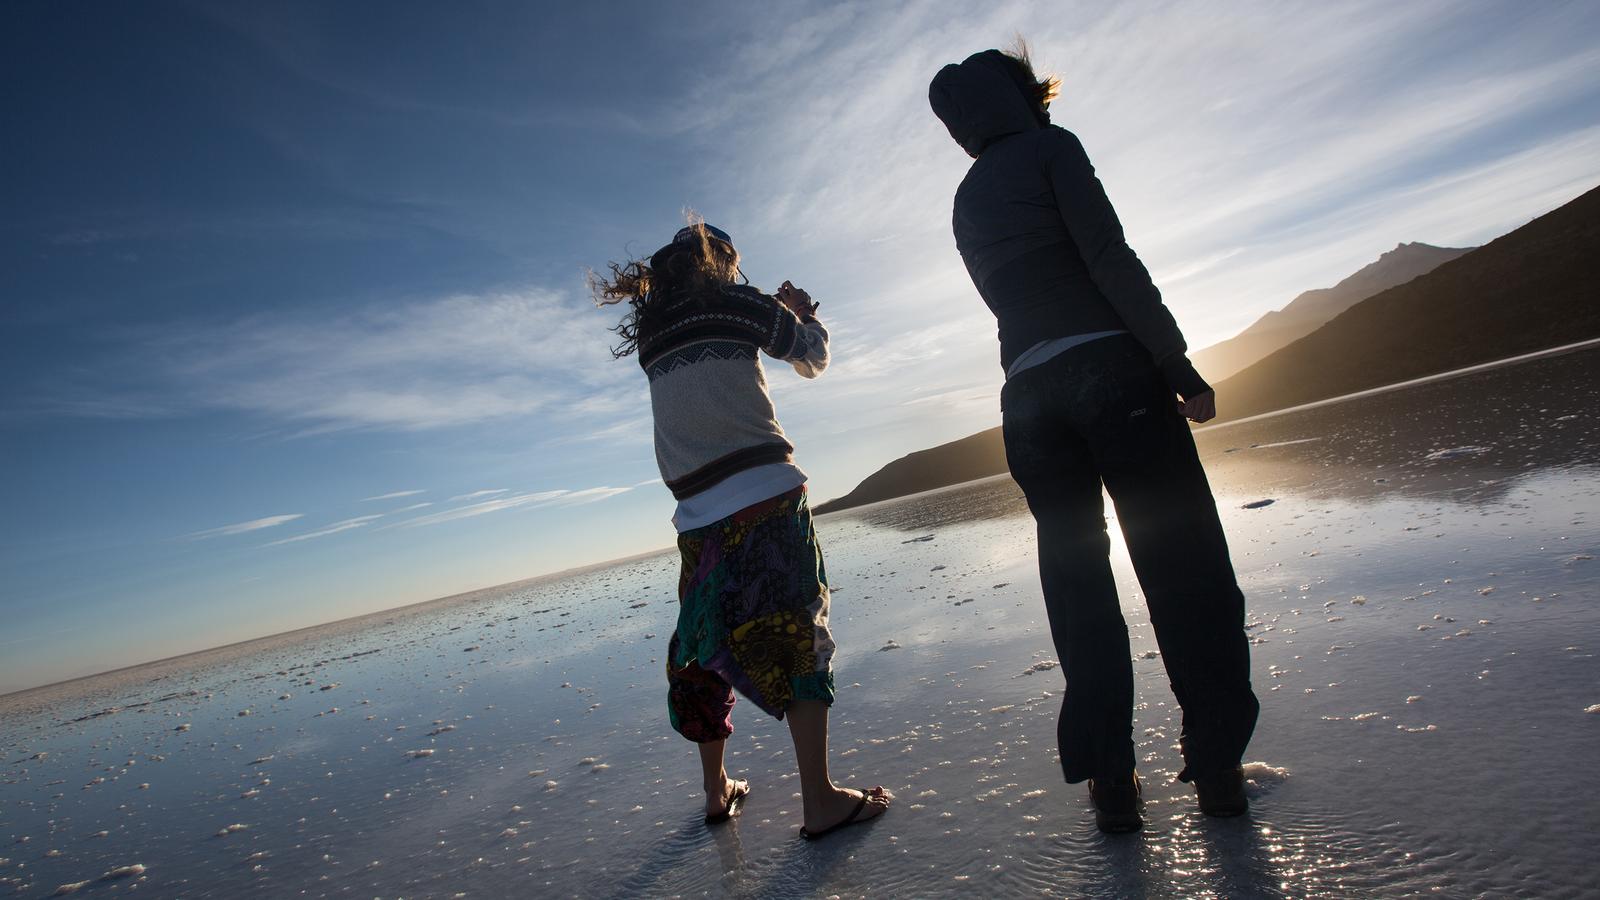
[1094,810,1144,833]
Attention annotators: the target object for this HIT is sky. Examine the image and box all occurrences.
[4,0,1599,693]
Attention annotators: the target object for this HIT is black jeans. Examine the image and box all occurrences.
[1001,334,1259,783]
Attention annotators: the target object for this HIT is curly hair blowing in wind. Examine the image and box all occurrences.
[590,217,743,358]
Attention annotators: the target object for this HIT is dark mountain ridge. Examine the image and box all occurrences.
[1191,241,1474,382]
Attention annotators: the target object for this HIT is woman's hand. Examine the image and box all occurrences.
[776,281,817,318]
[1178,390,1216,424]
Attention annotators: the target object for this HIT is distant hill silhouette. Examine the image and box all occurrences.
[812,428,1008,515]
[1191,242,1474,382]
[1209,183,1600,421]
[814,184,1600,515]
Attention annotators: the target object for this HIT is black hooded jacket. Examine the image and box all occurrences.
[929,50,1210,399]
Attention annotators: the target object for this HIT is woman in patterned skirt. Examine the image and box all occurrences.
[593,220,891,839]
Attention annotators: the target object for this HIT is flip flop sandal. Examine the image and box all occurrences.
[798,787,884,841]
[704,781,750,825]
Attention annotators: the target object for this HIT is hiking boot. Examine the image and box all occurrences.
[1194,766,1248,817]
[1087,772,1142,833]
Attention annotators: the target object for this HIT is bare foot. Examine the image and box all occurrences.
[802,785,892,834]
[705,776,749,820]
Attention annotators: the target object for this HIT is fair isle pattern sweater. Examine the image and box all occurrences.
[638,283,829,501]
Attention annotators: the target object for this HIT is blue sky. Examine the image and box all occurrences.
[4,0,1598,692]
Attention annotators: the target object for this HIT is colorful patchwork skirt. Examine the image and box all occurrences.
[666,485,835,743]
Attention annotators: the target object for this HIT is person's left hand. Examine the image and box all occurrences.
[1178,389,1216,424]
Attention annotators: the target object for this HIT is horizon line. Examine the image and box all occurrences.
[9,335,1599,701]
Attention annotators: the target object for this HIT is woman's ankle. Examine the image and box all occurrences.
[800,780,845,811]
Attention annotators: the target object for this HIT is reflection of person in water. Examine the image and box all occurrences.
[593,220,891,840]
[929,46,1260,832]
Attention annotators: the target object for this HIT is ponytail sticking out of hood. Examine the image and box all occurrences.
[928,49,1051,159]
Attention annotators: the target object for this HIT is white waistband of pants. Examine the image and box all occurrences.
[1005,330,1128,380]
[671,463,808,532]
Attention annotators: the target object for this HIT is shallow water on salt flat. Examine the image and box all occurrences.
[3,348,1599,899]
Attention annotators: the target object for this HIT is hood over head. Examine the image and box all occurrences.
[928,49,1050,158]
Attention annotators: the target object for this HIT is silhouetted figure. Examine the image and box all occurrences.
[929,48,1259,832]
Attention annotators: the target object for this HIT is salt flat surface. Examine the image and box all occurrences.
[3,348,1599,898]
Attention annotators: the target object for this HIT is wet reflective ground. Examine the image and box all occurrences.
[3,347,1598,898]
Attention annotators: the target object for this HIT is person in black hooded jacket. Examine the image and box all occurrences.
[929,47,1259,833]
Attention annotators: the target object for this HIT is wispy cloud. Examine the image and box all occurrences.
[263,515,383,547]
[546,486,633,507]
[23,395,185,421]
[449,489,508,502]
[901,387,997,409]
[45,288,633,432]
[540,412,653,449]
[387,490,571,528]
[390,501,434,513]
[187,514,303,540]
[361,489,425,502]
[382,483,636,528]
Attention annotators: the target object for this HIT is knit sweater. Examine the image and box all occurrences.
[637,283,829,502]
